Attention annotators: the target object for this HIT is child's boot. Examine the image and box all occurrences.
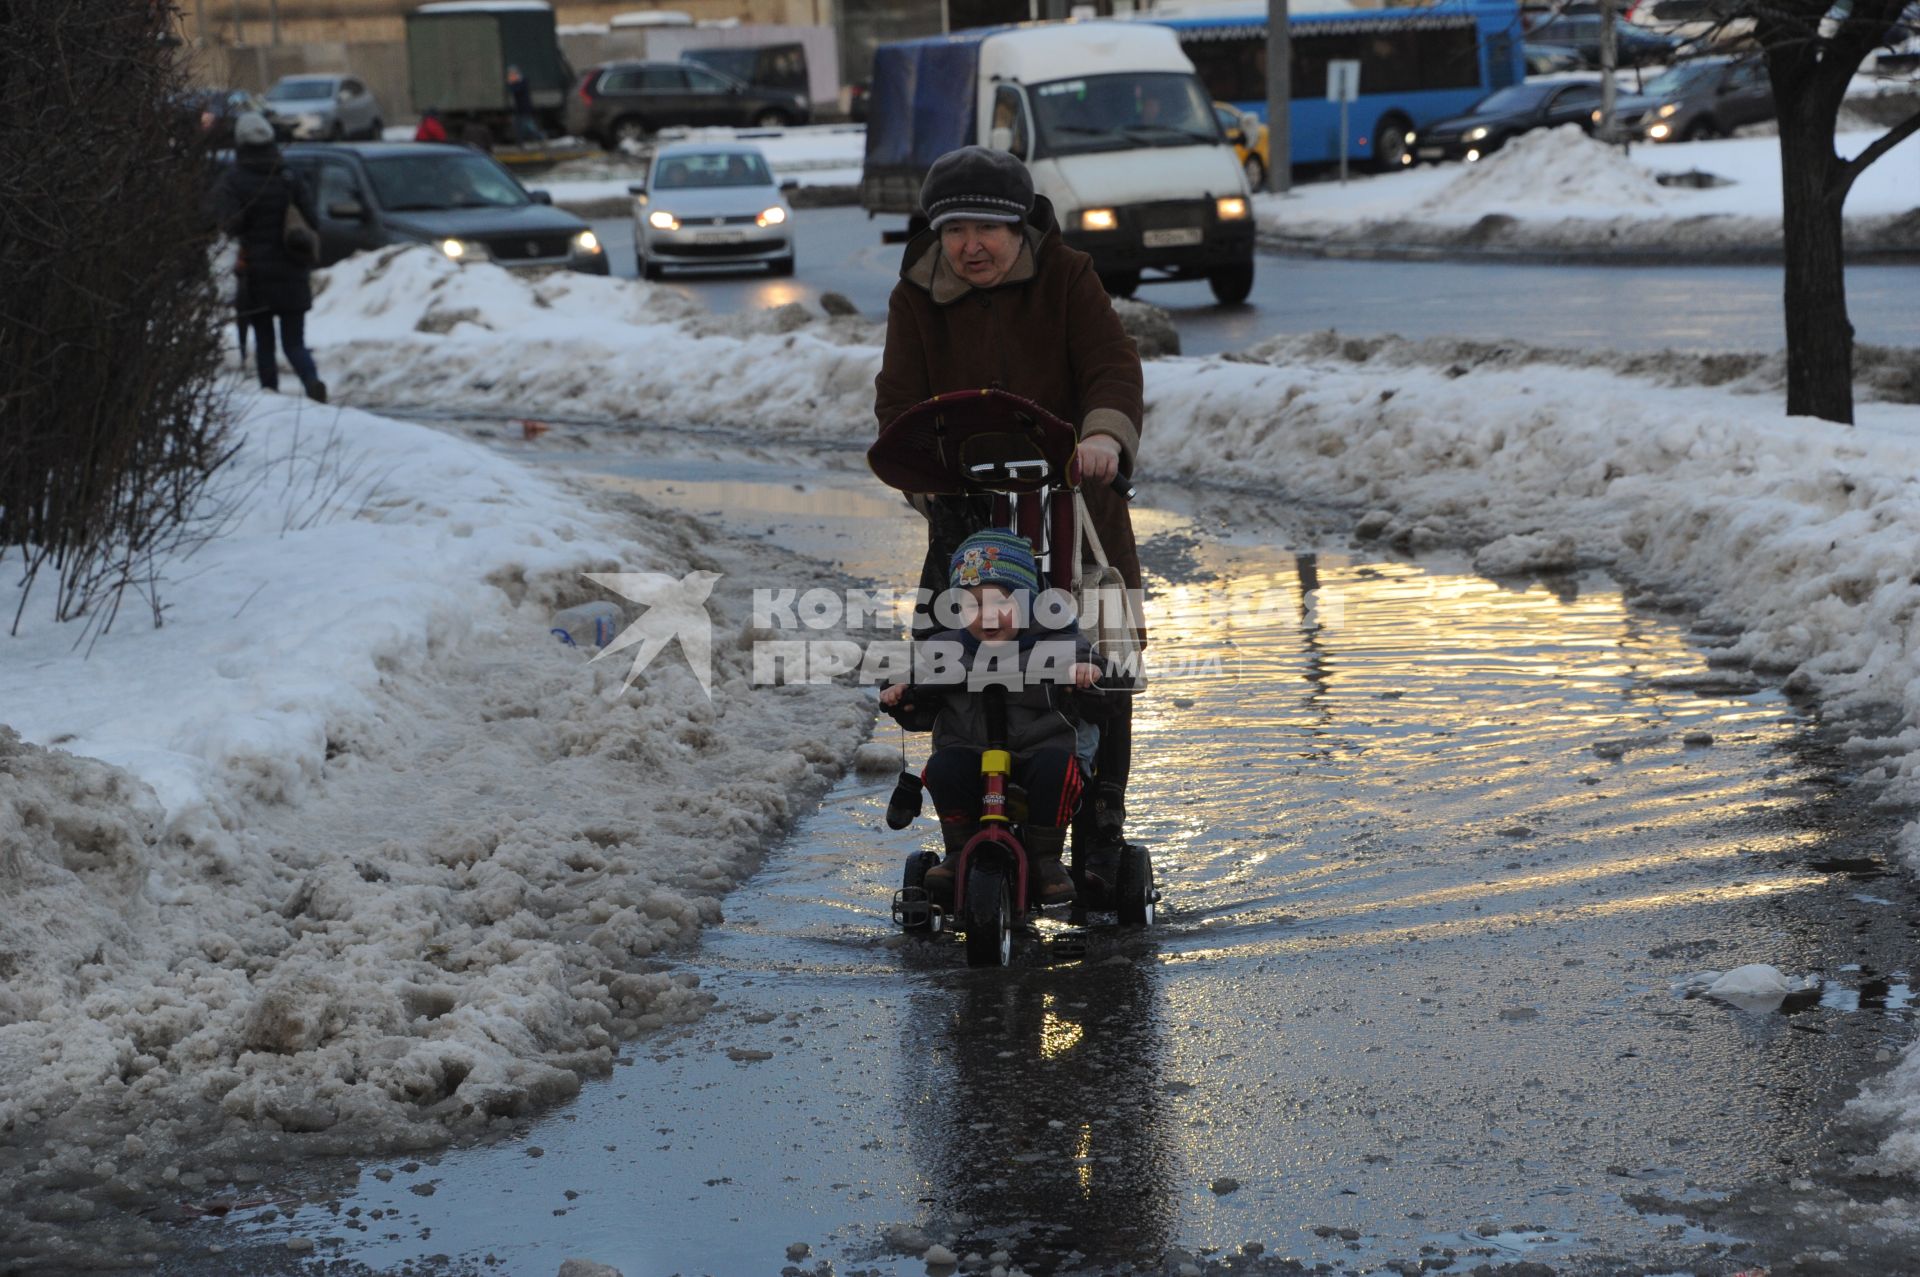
[923,815,978,903]
[1023,825,1076,907]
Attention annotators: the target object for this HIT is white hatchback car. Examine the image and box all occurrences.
[630,142,795,279]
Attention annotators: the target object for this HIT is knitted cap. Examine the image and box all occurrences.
[234,112,274,147]
[920,146,1035,230]
[949,529,1039,594]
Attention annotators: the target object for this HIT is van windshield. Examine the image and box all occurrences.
[1028,72,1220,157]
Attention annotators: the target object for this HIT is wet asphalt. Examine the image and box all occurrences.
[25,430,1920,1277]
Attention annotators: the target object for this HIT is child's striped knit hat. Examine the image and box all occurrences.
[949,529,1039,594]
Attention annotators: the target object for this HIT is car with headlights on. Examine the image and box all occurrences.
[1411,79,1604,163]
[629,142,795,278]
[1606,56,1773,142]
[281,142,608,273]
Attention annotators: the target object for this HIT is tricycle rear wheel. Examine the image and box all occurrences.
[1115,843,1155,926]
[900,850,939,934]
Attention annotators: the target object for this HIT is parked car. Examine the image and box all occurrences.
[629,142,794,278]
[1412,79,1605,162]
[1525,14,1683,66]
[264,74,385,141]
[280,142,607,273]
[1608,55,1773,140]
[177,88,287,146]
[566,60,811,150]
[1213,101,1270,189]
[681,43,810,99]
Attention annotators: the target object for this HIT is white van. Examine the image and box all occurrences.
[861,21,1256,304]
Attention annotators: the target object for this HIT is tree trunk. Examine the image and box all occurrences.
[1775,89,1855,423]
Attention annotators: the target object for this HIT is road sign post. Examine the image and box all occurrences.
[1327,59,1360,185]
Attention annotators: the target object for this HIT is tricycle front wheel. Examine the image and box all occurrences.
[964,865,1012,968]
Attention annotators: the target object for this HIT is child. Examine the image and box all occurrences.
[880,529,1102,906]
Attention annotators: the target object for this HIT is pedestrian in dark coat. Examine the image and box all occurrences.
[873,144,1146,858]
[506,65,541,143]
[216,112,327,402]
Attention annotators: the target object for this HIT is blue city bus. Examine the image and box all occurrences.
[1153,1,1528,169]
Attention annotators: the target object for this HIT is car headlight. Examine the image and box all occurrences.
[1403,130,1417,144]
[647,210,679,231]
[1658,102,1680,118]
[1648,122,1671,140]
[573,229,601,254]
[1591,109,1603,124]
[1465,148,1482,162]
[440,237,471,260]
[1080,208,1118,231]
[1215,196,1249,221]
[756,206,788,227]
[1465,126,1489,142]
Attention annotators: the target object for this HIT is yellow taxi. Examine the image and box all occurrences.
[1213,101,1271,189]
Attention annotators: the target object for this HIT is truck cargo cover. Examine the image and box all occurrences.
[863,34,984,173]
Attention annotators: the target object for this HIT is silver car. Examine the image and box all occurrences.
[264,74,384,141]
[630,143,796,279]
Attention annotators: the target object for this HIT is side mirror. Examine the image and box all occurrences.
[1224,127,1245,145]
[529,189,553,204]
[989,124,1015,152]
[328,199,367,220]
[626,181,648,195]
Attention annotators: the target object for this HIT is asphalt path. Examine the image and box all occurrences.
[591,204,1920,358]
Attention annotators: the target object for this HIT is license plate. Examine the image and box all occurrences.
[1142,227,1203,248]
[694,231,745,244]
[1418,147,1444,159]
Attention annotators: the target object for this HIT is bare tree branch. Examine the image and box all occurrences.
[1839,106,1920,193]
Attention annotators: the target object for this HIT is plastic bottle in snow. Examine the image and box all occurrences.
[551,601,621,648]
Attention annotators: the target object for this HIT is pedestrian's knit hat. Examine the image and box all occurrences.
[949,529,1040,594]
[234,112,275,147]
[920,146,1035,230]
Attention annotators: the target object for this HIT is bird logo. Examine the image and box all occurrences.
[585,570,722,698]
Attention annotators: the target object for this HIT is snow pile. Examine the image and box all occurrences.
[1419,125,1673,217]
[307,246,882,427]
[1260,127,1920,254]
[0,393,868,1168]
[1670,964,1819,1008]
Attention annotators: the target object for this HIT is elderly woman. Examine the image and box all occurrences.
[873,144,1145,873]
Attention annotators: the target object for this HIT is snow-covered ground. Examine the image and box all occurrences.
[1260,124,1920,255]
[0,389,868,1176]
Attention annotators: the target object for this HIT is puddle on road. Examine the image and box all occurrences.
[161,431,1918,1276]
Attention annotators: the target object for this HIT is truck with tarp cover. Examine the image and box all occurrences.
[858,21,1255,305]
[406,0,573,140]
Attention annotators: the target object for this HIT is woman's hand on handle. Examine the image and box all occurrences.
[879,683,909,708]
[1077,434,1122,485]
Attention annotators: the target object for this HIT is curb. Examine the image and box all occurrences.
[1258,218,1920,267]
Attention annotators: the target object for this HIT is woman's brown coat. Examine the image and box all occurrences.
[873,197,1146,610]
